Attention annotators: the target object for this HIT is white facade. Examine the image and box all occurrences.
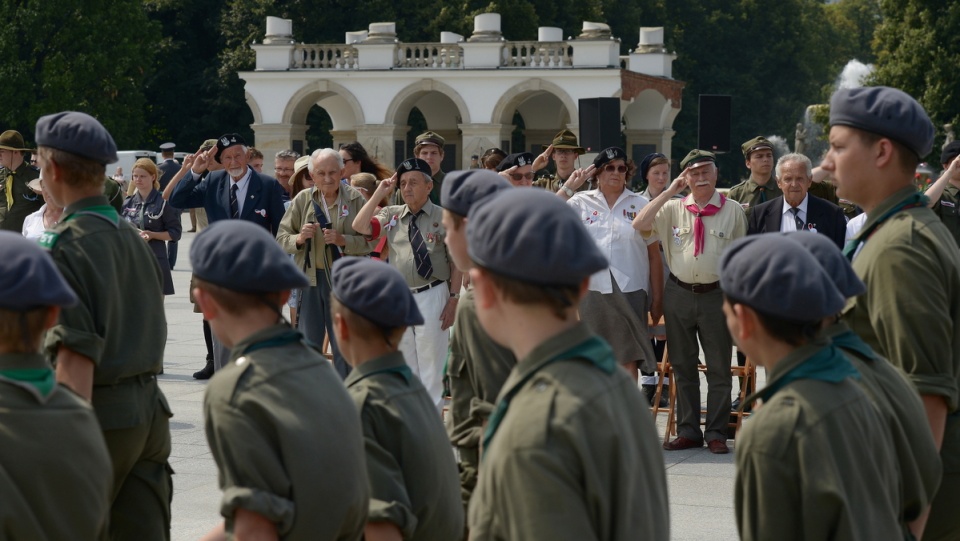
[240,16,684,176]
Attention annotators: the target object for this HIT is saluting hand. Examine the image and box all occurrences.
[376,174,397,197]
[566,164,596,191]
[180,153,196,172]
[191,147,213,175]
[497,166,518,182]
[668,171,689,196]
[531,144,554,171]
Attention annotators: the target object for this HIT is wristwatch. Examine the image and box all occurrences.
[561,185,576,197]
[450,292,460,299]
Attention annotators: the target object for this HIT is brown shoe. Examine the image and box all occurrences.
[707,439,730,454]
[663,437,703,451]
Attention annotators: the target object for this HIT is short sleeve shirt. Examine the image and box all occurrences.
[374,201,451,287]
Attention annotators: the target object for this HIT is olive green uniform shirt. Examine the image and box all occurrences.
[736,342,901,541]
[204,325,368,540]
[0,353,112,541]
[534,171,589,193]
[345,351,464,540]
[1,161,41,232]
[468,323,669,540]
[446,288,515,508]
[429,170,445,205]
[931,183,960,247]
[727,176,838,216]
[373,201,451,287]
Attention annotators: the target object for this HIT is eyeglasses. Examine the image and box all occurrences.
[553,149,575,156]
[342,158,356,164]
[603,164,628,173]
[509,172,535,181]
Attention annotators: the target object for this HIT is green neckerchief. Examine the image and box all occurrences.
[61,195,120,225]
[755,344,860,404]
[826,322,877,363]
[843,190,928,260]
[0,368,56,398]
[240,328,303,357]
[345,351,413,387]
[482,334,615,453]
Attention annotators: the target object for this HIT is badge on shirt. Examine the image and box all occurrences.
[38,231,60,249]
[385,214,399,230]
[254,208,267,218]
[672,226,681,246]
[623,209,637,220]
[943,201,956,208]
[340,204,349,217]
[806,223,817,233]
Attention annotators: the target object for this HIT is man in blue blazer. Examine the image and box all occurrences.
[170,133,286,235]
[747,153,847,249]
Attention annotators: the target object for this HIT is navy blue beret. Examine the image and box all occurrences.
[468,189,608,286]
[190,220,308,293]
[830,86,935,158]
[396,158,431,178]
[496,152,535,172]
[331,257,424,328]
[0,232,77,310]
[719,235,844,322]
[639,152,667,183]
[593,147,628,169]
[214,133,245,164]
[783,231,865,299]
[941,141,960,166]
[440,170,511,217]
[35,111,118,165]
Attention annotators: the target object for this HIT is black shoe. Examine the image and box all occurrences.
[731,397,753,413]
[643,385,669,408]
[193,360,214,380]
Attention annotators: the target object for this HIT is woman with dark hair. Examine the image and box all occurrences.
[339,141,391,181]
[480,148,507,171]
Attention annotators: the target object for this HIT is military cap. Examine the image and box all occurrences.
[190,220,309,293]
[468,189,608,286]
[35,111,118,165]
[0,231,77,310]
[830,86,935,158]
[680,149,716,170]
[941,140,960,166]
[159,142,176,151]
[440,169,511,217]
[719,235,844,322]
[639,152,667,183]
[331,257,424,328]
[414,131,445,149]
[214,133,245,163]
[396,158,431,178]
[0,130,32,152]
[783,231,865,299]
[741,136,774,159]
[199,139,218,152]
[496,152,535,172]
[544,129,585,154]
[592,147,628,169]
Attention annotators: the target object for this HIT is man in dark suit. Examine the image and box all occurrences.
[748,153,847,249]
[157,142,181,268]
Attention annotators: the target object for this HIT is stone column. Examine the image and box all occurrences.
[251,123,308,177]
[329,130,359,151]
[459,123,507,168]
[355,124,410,170]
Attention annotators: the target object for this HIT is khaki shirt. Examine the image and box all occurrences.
[205,325,368,540]
[932,183,960,247]
[736,342,901,541]
[726,177,782,214]
[277,185,371,281]
[468,323,669,540]
[373,201,451,287]
[0,353,112,540]
[647,190,747,284]
[345,351,464,540]
[534,171,590,193]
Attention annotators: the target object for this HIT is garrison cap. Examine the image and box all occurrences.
[190,220,309,293]
[544,129,585,154]
[159,142,176,151]
[214,133,245,163]
[592,147,628,169]
[639,152,667,183]
[783,231,865,299]
[0,130,32,152]
[331,257,424,328]
[941,140,960,166]
[0,231,77,310]
[414,131,445,149]
[719,235,844,322]
[35,111,118,165]
[680,149,716,170]
[496,152,535,172]
[440,169,511,217]
[741,136,774,159]
[829,86,935,158]
[468,189,608,286]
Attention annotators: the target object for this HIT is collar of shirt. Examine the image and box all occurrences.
[229,167,252,191]
[747,177,777,193]
[399,199,436,220]
[781,194,809,218]
[343,351,411,388]
[682,189,723,209]
[583,187,640,209]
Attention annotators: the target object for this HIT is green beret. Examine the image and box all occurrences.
[680,149,716,170]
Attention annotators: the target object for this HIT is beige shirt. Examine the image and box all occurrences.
[374,201,451,288]
[646,190,747,284]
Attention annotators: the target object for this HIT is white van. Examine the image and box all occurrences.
[112,150,154,182]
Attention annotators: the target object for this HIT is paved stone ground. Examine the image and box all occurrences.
[162,231,761,540]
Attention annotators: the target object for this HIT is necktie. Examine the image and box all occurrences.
[409,211,433,279]
[5,173,13,209]
[789,207,804,230]
[758,185,767,203]
[683,194,726,257]
[230,184,239,218]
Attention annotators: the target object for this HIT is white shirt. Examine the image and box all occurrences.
[780,194,810,232]
[567,189,656,294]
[189,166,253,215]
[21,204,47,241]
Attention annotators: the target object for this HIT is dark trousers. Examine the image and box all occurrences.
[299,269,350,379]
[663,280,733,442]
[167,240,177,270]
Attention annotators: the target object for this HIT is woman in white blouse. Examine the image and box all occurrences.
[21,176,63,241]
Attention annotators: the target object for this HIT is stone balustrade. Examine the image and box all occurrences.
[292,44,357,69]
[396,43,462,69]
[502,41,571,68]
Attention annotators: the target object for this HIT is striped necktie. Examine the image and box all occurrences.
[230,184,239,218]
[409,211,433,279]
[789,207,803,230]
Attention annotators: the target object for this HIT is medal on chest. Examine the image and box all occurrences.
[385,214,399,230]
[672,226,681,246]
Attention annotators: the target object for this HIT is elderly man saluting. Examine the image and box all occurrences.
[633,149,747,454]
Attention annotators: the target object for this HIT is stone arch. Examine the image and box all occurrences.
[282,80,365,129]
[491,79,578,127]
[384,79,471,126]
[245,91,263,126]
[622,88,677,131]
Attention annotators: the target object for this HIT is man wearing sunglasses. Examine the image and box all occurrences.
[495,152,536,187]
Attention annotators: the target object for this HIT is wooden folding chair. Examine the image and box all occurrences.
[659,356,755,443]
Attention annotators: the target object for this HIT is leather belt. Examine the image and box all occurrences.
[669,273,720,294]
[411,279,445,294]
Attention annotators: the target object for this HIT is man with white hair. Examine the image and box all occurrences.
[277,148,371,378]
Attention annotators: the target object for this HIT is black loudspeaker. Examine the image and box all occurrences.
[698,95,732,152]
[579,98,621,152]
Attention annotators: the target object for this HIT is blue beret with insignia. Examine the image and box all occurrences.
[496,152,535,172]
[214,133,245,164]
[592,147,628,169]
[396,158,431,178]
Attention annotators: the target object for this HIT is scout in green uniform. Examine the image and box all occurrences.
[439,170,514,513]
[720,234,901,541]
[726,137,782,213]
[36,111,173,541]
[0,232,112,540]
[331,256,464,541]
[0,130,42,232]
[823,86,960,541]
[191,220,368,541]
[466,189,669,540]
[924,140,960,247]
[532,129,587,192]
[414,131,446,205]
[789,231,942,538]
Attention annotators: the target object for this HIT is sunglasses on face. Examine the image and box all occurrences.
[509,172,535,181]
[603,164,628,173]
